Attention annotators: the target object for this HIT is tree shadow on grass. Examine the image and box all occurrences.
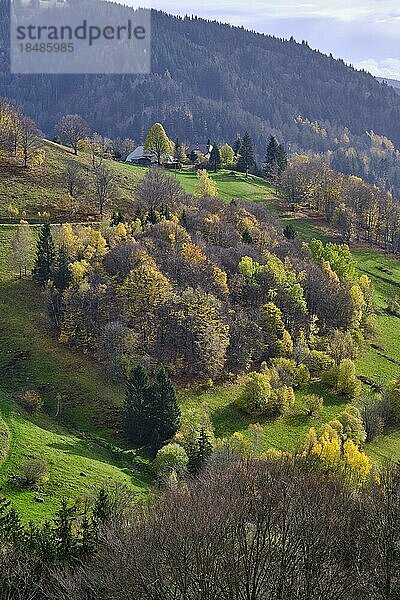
[48,439,150,486]
[211,403,253,438]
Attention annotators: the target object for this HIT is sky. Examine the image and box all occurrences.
[131,0,400,80]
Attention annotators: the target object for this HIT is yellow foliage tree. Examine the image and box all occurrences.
[342,439,372,482]
[196,169,218,197]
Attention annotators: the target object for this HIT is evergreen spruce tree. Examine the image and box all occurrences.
[263,136,288,191]
[189,428,213,475]
[283,224,297,240]
[174,138,186,166]
[264,135,280,170]
[237,132,255,178]
[233,136,242,156]
[242,227,253,244]
[53,499,79,562]
[0,497,23,542]
[33,222,55,285]
[276,143,288,174]
[51,245,71,293]
[93,489,112,524]
[209,142,221,172]
[124,365,151,445]
[149,366,181,446]
[179,209,189,229]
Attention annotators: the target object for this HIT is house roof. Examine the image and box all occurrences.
[125,146,154,162]
[186,144,213,155]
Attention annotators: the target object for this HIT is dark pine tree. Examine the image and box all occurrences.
[237,132,255,178]
[283,223,297,239]
[188,150,198,164]
[53,499,79,562]
[242,227,253,244]
[0,497,23,542]
[263,135,280,177]
[233,136,242,156]
[276,143,288,174]
[51,245,71,293]
[124,364,151,446]
[189,428,213,475]
[209,142,221,173]
[264,136,288,191]
[33,223,55,285]
[93,489,112,525]
[149,366,180,447]
[179,208,189,229]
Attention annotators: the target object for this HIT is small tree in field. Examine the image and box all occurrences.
[144,123,172,165]
[56,114,91,155]
[62,162,83,198]
[188,427,213,475]
[33,223,55,285]
[154,443,188,481]
[19,459,48,488]
[17,116,43,168]
[304,394,324,418]
[220,143,235,167]
[93,164,115,215]
[196,169,218,197]
[237,372,272,416]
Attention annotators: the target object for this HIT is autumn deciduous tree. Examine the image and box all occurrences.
[18,116,44,168]
[144,123,172,165]
[56,114,91,155]
[196,169,218,197]
[93,164,115,215]
[62,162,84,198]
[220,143,235,167]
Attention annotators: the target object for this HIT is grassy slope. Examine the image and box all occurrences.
[0,275,149,521]
[0,141,142,220]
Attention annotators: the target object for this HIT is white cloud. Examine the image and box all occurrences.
[354,58,400,80]
[136,0,400,24]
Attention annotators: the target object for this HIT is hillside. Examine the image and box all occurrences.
[1,144,400,529]
[2,3,400,193]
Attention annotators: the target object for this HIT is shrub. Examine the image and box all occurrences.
[388,295,400,317]
[304,394,324,418]
[19,459,49,488]
[154,443,189,481]
[338,406,366,445]
[270,359,310,388]
[294,364,310,388]
[273,386,295,416]
[386,378,400,424]
[322,359,361,399]
[362,397,389,441]
[306,350,335,375]
[22,389,43,414]
[270,358,296,386]
[236,372,272,416]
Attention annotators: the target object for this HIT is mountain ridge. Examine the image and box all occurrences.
[1,3,400,192]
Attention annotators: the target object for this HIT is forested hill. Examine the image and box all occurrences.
[1,3,400,163]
